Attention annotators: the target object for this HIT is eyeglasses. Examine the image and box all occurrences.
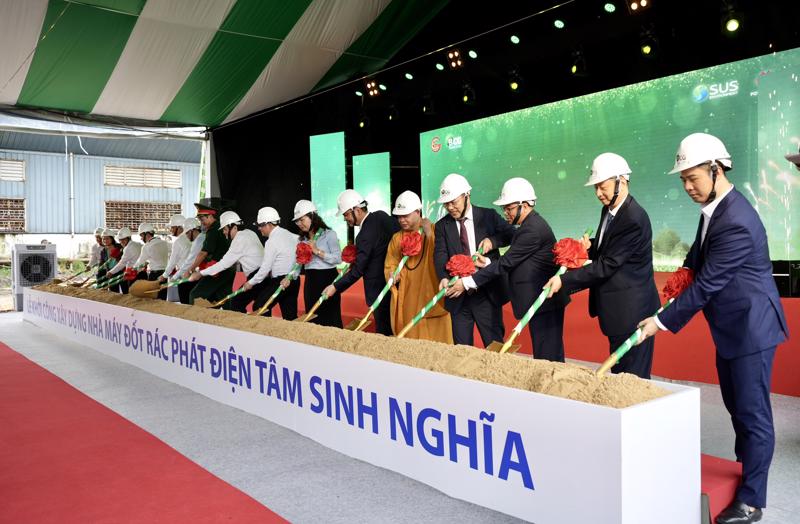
[255,222,269,227]
[502,203,520,215]
[443,194,466,209]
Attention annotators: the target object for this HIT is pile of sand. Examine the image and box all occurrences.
[34,284,669,408]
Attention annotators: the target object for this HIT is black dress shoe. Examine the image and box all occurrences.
[716,500,763,523]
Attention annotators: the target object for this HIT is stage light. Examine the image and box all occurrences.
[721,1,741,35]
[435,63,445,71]
[570,50,587,76]
[641,0,647,5]
[508,68,522,91]
[554,19,565,29]
[405,72,413,80]
[725,18,739,32]
[421,94,435,115]
[639,28,658,57]
[388,105,399,121]
[510,35,520,44]
[630,2,638,10]
[379,84,387,91]
[365,79,379,97]
[355,90,363,97]
[462,84,476,105]
[357,110,369,129]
[604,3,616,13]
[468,50,478,59]
[627,0,651,13]
[447,49,463,69]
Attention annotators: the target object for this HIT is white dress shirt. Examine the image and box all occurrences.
[134,237,171,272]
[200,228,263,277]
[171,232,206,281]
[107,241,142,275]
[164,234,191,277]
[597,194,627,247]
[89,243,103,267]
[249,225,299,285]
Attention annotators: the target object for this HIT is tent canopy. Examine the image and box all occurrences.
[0,0,446,128]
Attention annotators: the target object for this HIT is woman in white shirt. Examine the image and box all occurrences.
[292,200,342,327]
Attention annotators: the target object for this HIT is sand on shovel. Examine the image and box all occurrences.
[34,283,670,408]
[129,279,162,298]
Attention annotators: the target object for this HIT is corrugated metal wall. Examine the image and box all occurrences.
[0,149,200,233]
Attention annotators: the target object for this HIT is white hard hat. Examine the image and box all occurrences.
[257,206,280,224]
[585,153,632,186]
[437,173,472,203]
[183,217,200,231]
[94,227,104,236]
[101,228,117,238]
[137,222,155,235]
[218,210,242,230]
[117,227,132,240]
[293,200,317,221]
[669,133,732,174]
[337,190,365,215]
[168,214,185,227]
[493,177,537,205]
[392,191,422,215]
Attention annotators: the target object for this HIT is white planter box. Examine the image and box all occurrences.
[23,288,700,523]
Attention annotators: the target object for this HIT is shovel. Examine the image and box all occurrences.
[139,277,191,296]
[196,287,247,308]
[345,257,409,332]
[296,263,352,323]
[55,266,92,285]
[249,269,298,316]
[596,298,673,377]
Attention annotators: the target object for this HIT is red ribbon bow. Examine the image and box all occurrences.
[553,238,589,269]
[400,232,423,257]
[296,243,314,265]
[341,244,357,264]
[446,254,476,277]
[123,268,138,282]
[662,267,694,300]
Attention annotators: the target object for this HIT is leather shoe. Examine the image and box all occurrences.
[716,500,763,523]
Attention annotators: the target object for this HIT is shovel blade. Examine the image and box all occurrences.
[193,298,215,308]
[345,317,371,331]
[485,341,522,354]
[294,313,317,323]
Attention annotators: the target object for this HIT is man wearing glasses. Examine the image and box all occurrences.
[434,173,515,347]
[461,177,570,361]
[186,198,234,306]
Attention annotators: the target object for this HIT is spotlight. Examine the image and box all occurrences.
[604,3,616,13]
[508,68,523,91]
[554,19,565,29]
[447,49,463,69]
[468,50,478,59]
[639,28,658,57]
[570,50,587,76]
[355,90,363,97]
[421,94,435,115]
[510,35,520,44]
[365,79,379,97]
[722,2,741,34]
[435,63,445,71]
[388,105,399,122]
[462,84,476,105]
[357,111,370,129]
[626,0,650,13]
[405,72,414,80]
[379,84,387,91]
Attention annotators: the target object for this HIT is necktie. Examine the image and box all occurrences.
[457,218,470,255]
[599,212,614,245]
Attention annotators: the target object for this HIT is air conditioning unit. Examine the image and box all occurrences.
[12,243,57,311]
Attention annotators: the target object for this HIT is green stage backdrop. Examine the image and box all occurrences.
[353,152,392,215]
[420,48,800,270]
[310,131,347,246]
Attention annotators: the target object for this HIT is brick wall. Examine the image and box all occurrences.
[105,201,182,233]
[0,198,25,233]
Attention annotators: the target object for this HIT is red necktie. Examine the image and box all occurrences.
[457,218,470,255]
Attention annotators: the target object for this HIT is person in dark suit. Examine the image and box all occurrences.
[434,173,515,346]
[461,177,570,361]
[545,153,659,378]
[324,189,399,335]
[638,133,789,524]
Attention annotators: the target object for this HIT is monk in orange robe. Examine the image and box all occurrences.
[384,191,453,343]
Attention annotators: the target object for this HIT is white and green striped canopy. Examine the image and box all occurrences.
[0,0,446,127]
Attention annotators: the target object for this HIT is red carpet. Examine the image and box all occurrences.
[702,454,742,522]
[235,271,800,396]
[0,341,286,524]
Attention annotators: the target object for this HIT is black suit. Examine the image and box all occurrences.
[434,205,515,346]
[472,211,570,361]
[334,210,399,335]
[561,195,659,378]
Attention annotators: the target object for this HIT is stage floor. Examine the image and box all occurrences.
[2,311,799,523]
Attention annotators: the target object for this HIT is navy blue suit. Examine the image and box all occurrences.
[472,210,570,361]
[658,187,788,509]
[434,205,515,346]
[335,210,399,335]
[561,195,660,378]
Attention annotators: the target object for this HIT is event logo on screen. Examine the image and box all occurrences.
[692,80,739,102]
[431,136,442,152]
[446,136,463,150]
